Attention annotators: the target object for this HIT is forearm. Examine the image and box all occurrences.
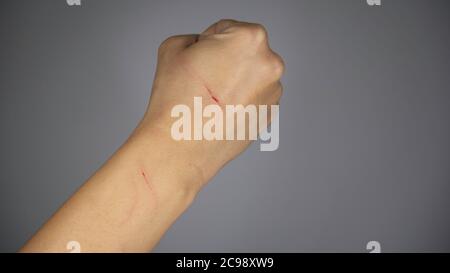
[20,121,202,252]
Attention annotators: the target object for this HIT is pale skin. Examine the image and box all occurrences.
[20,19,284,252]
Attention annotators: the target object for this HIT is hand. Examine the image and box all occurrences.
[140,19,284,188]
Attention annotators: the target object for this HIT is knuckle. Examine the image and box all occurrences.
[158,36,177,56]
[215,19,235,29]
[260,52,285,80]
[270,53,285,79]
[236,23,268,44]
[248,23,268,43]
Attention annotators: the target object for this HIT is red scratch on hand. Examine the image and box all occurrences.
[179,59,220,104]
[205,86,220,104]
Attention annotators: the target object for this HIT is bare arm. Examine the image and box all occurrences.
[20,19,284,252]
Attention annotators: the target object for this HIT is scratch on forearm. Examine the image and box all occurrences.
[140,168,158,208]
[118,168,158,227]
[140,169,153,192]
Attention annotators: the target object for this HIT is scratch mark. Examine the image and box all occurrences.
[140,168,158,209]
[179,58,221,105]
[205,86,220,104]
[141,169,153,191]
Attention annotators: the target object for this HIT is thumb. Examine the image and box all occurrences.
[201,19,239,36]
[158,34,199,56]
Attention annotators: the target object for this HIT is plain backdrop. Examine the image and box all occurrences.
[1,0,449,252]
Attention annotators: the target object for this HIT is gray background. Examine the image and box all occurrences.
[1,0,449,252]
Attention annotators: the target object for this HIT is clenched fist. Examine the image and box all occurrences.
[141,19,284,185]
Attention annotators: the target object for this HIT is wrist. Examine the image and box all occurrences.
[127,121,205,203]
